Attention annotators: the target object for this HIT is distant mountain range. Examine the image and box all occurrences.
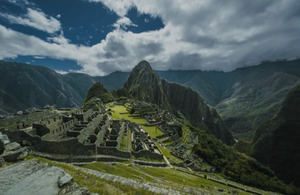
[0,59,299,139]
[0,60,128,114]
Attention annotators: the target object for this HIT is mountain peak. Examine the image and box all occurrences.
[133,60,152,72]
[120,61,234,145]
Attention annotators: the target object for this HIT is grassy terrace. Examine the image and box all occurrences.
[110,104,164,138]
[25,156,254,194]
[109,104,182,163]
[156,144,183,163]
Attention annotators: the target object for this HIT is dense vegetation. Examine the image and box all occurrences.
[192,128,298,194]
[252,84,300,188]
[84,82,113,103]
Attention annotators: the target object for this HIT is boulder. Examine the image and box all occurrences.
[5,142,21,152]
[58,172,73,187]
[0,159,95,195]
[0,132,10,145]
[2,147,28,162]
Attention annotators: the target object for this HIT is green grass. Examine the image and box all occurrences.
[25,156,261,194]
[120,134,128,151]
[136,157,165,162]
[25,156,155,195]
[136,166,251,194]
[233,130,255,143]
[0,123,17,129]
[110,105,146,125]
[156,144,183,163]
[82,162,156,183]
[182,122,191,144]
[110,105,163,138]
[78,159,253,194]
[142,125,163,138]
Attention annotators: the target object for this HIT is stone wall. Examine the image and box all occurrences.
[36,138,95,155]
[132,150,163,160]
[97,146,130,158]
[33,123,49,136]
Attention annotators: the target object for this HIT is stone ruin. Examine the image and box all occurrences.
[1,107,163,162]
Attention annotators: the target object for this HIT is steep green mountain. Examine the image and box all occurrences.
[157,70,228,105]
[82,82,113,111]
[252,84,300,187]
[158,60,300,137]
[117,60,234,145]
[0,61,83,113]
[0,61,127,114]
[84,82,113,103]
[217,72,300,134]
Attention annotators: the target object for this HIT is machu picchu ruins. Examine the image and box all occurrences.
[0,101,167,164]
[1,60,299,195]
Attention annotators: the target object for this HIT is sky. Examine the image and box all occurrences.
[0,0,300,75]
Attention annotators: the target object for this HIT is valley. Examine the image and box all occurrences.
[1,61,299,194]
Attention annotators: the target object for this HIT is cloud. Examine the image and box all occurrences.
[0,8,61,33]
[1,0,300,75]
[87,0,300,72]
[55,70,68,74]
[88,0,134,16]
[112,17,137,30]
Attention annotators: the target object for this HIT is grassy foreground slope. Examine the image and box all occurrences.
[26,155,266,195]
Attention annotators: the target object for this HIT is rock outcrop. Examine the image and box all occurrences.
[0,159,95,195]
[119,61,234,145]
[0,132,28,163]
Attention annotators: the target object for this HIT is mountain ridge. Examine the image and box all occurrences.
[0,59,299,141]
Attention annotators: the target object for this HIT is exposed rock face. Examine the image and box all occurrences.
[161,80,233,144]
[121,61,234,145]
[252,84,300,186]
[0,159,94,195]
[123,61,169,107]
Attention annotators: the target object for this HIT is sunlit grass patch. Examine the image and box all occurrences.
[156,144,183,163]
[110,105,164,138]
